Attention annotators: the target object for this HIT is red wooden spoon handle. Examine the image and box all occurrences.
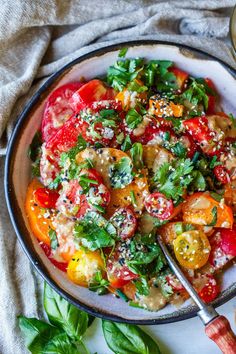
[205,315,236,353]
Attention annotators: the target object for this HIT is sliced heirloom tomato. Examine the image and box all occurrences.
[25,179,53,246]
[173,230,211,270]
[56,169,110,219]
[67,249,105,286]
[110,207,137,240]
[40,242,68,272]
[183,116,223,156]
[144,192,174,220]
[220,227,236,256]
[41,82,84,142]
[182,192,233,229]
[208,230,235,270]
[69,79,115,112]
[34,188,60,209]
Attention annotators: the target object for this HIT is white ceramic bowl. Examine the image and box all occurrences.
[5,40,236,324]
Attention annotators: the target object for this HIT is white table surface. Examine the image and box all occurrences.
[84,298,236,354]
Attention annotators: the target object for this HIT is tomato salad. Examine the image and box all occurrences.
[26,49,236,311]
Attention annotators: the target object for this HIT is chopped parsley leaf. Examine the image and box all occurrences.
[109,157,133,189]
[125,108,143,129]
[48,228,59,250]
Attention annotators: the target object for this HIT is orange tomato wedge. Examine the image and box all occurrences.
[25,178,54,246]
[149,98,184,118]
[182,192,233,229]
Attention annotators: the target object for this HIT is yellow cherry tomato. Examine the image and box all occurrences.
[67,249,104,287]
[173,230,211,270]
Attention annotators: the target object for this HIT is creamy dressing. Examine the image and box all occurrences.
[138,286,167,311]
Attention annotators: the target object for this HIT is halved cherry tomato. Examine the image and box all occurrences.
[144,192,174,220]
[169,67,189,90]
[34,188,59,209]
[122,281,137,300]
[182,192,233,229]
[40,242,68,272]
[205,78,216,115]
[107,248,138,288]
[213,165,230,185]
[41,82,84,142]
[110,207,137,240]
[107,261,138,288]
[67,249,105,286]
[25,179,54,246]
[220,227,236,256]
[173,230,211,270]
[69,79,115,112]
[198,275,220,303]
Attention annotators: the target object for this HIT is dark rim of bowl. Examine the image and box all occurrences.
[4,39,236,325]
[230,5,236,55]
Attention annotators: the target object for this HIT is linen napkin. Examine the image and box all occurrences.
[0,1,235,353]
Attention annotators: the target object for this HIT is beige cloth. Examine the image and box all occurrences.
[0,1,236,353]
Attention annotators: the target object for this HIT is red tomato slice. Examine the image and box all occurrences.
[205,78,216,115]
[56,169,110,218]
[220,227,236,256]
[34,188,60,209]
[40,242,68,272]
[107,256,138,288]
[198,275,220,303]
[213,165,230,185]
[41,82,84,142]
[110,207,137,240]
[144,192,174,220]
[46,114,84,155]
[69,79,115,112]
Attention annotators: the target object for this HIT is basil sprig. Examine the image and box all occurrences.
[102,320,161,354]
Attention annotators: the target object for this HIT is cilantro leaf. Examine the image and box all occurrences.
[48,228,59,250]
[207,206,218,226]
[125,108,143,129]
[109,157,133,189]
[28,131,42,162]
[118,47,128,58]
[89,270,109,295]
[130,142,143,170]
[73,212,116,250]
[171,142,187,158]
[134,276,150,296]
[65,135,87,161]
[121,135,132,151]
[209,156,221,169]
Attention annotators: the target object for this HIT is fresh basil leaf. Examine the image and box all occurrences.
[118,47,128,58]
[126,108,143,129]
[121,135,132,151]
[73,211,116,250]
[44,283,89,340]
[43,333,87,354]
[110,157,133,189]
[130,142,143,170]
[48,229,59,250]
[102,320,161,354]
[207,206,218,226]
[18,316,62,354]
